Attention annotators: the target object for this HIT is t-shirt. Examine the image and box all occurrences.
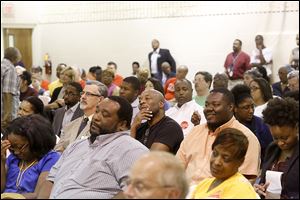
[166,100,206,137]
[193,95,207,107]
[113,74,123,87]
[40,80,50,91]
[191,172,259,199]
[4,151,60,194]
[136,116,184,154]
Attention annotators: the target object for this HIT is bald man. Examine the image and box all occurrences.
[160,61,176,86]
[124,151,189,199]
[164,65,188,102]
[131,89,183,154]
[148,39,176,80]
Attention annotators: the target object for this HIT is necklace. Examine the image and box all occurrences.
[16,160,38,188]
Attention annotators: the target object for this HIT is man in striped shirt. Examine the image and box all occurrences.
[37,96,149,199]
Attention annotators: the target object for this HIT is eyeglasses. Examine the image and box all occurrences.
[125,178,173,194]
[80,91,101,97]
[250,86,260,92]
[9,143,28,153]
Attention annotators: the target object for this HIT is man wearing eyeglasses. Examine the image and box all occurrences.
[52,82,83,137]
[54,80,107,152]
[124,151,188,199]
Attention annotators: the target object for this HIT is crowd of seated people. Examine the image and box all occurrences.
[1,33,299,199]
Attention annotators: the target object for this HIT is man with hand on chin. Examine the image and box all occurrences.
[130,89,183,154]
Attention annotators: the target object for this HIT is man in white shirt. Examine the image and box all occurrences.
[250,35,273,76]
[166,79,206,137]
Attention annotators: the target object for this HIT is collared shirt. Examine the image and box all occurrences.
[61,103,80,128]
[176,116,260,185]
[162,72,167,86]
[48,131,149,199]
[166,100,206,137]
[150,48,160,74]
[224,51,250,80]
[131,98,140,125]
[1,58,20,120]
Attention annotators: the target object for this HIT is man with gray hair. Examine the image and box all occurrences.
[287,70,299,91]
[1,47,22,129]
[54,80,108,152]
[124,151,189,199]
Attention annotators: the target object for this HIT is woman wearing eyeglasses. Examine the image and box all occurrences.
[249,77,273,118]
[231,84,273,164]
[1,115,60,198]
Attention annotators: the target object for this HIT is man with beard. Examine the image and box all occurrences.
[176,88,260,186]
[54,80,107,152]
[224,39,250,89]
[37,96,149,199]
[52,82,83,137]
[131,89,183,154]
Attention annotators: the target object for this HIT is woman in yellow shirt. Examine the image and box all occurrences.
[191,128,259,199]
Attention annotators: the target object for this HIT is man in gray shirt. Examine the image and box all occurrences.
[37,96,149,199]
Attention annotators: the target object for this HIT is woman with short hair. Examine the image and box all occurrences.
[191,128,259,199]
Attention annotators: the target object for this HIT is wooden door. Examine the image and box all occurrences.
[3,28,32,71]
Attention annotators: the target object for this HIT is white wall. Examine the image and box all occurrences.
[1,1,299,83]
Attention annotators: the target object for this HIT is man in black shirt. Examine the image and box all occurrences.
[130,89,183,154]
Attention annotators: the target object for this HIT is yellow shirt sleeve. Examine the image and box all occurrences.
[192,173,259,199]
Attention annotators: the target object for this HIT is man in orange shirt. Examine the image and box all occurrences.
[107,61,123,87]
[176,88,260,186]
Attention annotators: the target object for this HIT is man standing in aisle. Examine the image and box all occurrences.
[1,47,22,129]
[148,39,176,80]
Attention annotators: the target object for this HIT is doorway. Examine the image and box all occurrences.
[3,28,32,71]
